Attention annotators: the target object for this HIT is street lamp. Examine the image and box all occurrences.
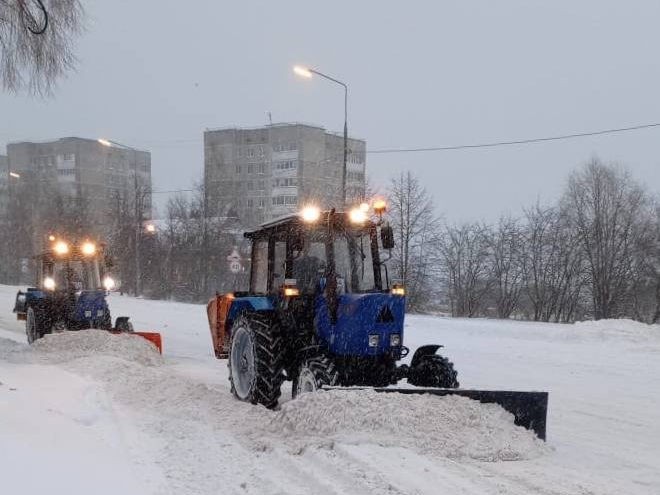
[293,65,349,206]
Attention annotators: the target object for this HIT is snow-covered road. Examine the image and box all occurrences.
[1,284,659,495]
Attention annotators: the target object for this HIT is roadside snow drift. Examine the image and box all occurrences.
[31,330,163,366]
[6,330,546,463]
[271,389,547,461]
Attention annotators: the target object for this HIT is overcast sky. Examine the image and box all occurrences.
[2,0,660,221]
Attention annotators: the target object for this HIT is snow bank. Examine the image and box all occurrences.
[30,330,163,366]
[269,389,548,461]
[572,318,660,343]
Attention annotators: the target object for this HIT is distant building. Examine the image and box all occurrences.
[204,123,366,226]
[6,137,152,221]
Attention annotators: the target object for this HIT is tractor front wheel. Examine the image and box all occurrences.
[26,307,46,344]
[228,313,284,409]
[293,355,339,398]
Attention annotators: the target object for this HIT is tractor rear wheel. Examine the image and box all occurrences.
[293,355,339,398]
[228,313,284,409]
[26,307,46,344]
[409,355,459,388]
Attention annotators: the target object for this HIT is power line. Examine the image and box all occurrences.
[366,122,660,154]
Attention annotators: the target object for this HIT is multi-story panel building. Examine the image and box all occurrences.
[204,123,366,226]
[6,137,152,222]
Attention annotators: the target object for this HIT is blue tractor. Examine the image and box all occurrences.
[13,236,162,352]
[208,204,549,438]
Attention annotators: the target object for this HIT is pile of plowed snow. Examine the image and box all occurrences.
[269,389,548,461]
[31,330,162,366]
[572,319,660,343]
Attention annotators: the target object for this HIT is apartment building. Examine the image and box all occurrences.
[204,123,366,226]
[6,137,152,221]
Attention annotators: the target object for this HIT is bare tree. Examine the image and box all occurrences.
[563,159,649,320]
[105,175,151,296]
[387,172,441,311]
[520,203,586,322]
[0,0,83,94]
[629,200,660,323]
[439,222,493,317]
[490,215,524,318]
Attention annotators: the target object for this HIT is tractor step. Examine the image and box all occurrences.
[329,387,549,440]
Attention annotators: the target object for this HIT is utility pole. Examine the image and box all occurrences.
[134,168,141,297]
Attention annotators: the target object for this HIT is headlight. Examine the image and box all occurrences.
[391,285,405,296]
[300,206,321,223]
[81,242,96,256]
[43,277,56,290]
[103,276,116,291]
[390,334,401,347]
[349,207,367,224]
[368,334,379,347]
[53,241,69,255]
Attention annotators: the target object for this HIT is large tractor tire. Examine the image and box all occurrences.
[228,313,284,409]
[26,307,47,344]
[293,355,339,398]
[409,354,459,388]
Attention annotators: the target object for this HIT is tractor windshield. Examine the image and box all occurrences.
[45,258,101,291]
[333,227,378,293]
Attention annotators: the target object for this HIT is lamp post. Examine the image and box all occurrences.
[293,65,348,206]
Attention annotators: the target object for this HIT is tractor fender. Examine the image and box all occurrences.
[225,297,276,342]
[410,344,444,369]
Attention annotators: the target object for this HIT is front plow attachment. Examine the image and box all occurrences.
[111,330,163,354]
[336,387,549,440]
[134,332,163,354]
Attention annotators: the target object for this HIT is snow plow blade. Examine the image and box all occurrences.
[134,332,163,354]
[339,387,549,440]
[111,331,163,354]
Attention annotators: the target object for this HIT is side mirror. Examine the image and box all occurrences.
[380,223,395,250]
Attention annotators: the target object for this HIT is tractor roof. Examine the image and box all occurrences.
[244,210,374,240]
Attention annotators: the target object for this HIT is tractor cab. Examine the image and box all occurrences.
[36,240,114,294]
[244,205,406,366]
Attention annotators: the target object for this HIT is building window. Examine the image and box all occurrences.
[257,180,265,190]
[274,160,297,170]
[247,181,254,191]
[272,195,298,206]
[273,142,297,152]
[273,177,297,187]
[235,164,242,174]
[247,164,255,174]
[248,148,255,157]
[258,163,266,174]
[258,198,265,208]
[247,199,254,207]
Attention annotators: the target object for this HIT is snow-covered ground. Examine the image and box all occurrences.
[1,283,659,495]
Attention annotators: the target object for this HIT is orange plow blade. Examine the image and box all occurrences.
[134,332,163,353]
[110,330,163,354]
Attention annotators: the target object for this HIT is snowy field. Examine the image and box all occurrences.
[1,284,659,495]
